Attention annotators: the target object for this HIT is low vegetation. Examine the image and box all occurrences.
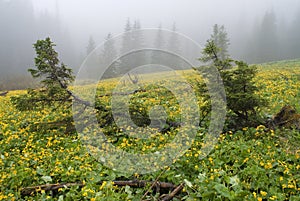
[0,38,299,200]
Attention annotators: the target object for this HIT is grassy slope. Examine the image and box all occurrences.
[0,59,299,200]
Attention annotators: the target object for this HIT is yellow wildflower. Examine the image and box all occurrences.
[260,190,267,196]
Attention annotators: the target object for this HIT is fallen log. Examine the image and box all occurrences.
[113,180,176,189]
[20,182,84,196]
[98,88,147,97]
[0,91,8,96]
[21,180,178,197]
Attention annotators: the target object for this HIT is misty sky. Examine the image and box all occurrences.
[31,0,300,50]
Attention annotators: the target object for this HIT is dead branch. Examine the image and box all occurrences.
[113,180,176,189]
[21,182,84,196]
[141,168,168,200]
[0,91,8,96]
[98,88,147,97]
[97,86,193,98]
[159,183,185,201]
[21,180,178,197]
[128,73,139,84]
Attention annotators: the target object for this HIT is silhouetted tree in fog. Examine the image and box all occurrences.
[210,24,230,60]
[151,24,166,67]
[131,20,146,69]
[119,18,133,74]
[84,35,99,77]
[166,23,181,69]
[86,36,96,56]
[247,10,279,63]
[101,33,119,78]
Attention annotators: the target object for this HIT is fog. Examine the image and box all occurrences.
[31,0,300,50]
[1,0,300,89]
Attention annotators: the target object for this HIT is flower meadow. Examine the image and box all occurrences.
[1,60,300,200]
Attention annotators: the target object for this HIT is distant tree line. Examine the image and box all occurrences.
[2,0,300,87]
[84,8,300,78]
[85,19,183,79]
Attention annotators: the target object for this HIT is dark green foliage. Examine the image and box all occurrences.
[11,37,74,111]
[221,61,267,128]
[200,40,233,70]
[29,37,74,88]
[196,39,267,129]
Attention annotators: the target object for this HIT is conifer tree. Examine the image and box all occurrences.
[196,38,267,129]
[151,24,166,67]
[86,36,96,56]
[166,23,181,68]
[210,24,230,61]
[11,37,89,111]
[119,18,133,74]
[101,33,119,78]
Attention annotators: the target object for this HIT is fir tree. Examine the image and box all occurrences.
[101,33,119,78]
[210,24,230,61]
[119,18,133,74]
[151,24,166,67]
[86,35,96,56]
[196,39,267,129]
[11,38,76,111]
[131,20,145,69]
[166,22,181,69]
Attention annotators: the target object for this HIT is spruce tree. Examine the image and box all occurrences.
[86,36,96,56]
[85,35,100,78]
[151,24,166,67]
[166,23,181,69]
[210,24,230,61]
[131,20,145,69]
[101,33,119,78]
[11,37,93,134]
[119,18,133,74]
[11,37,90,111]
[196,39,267,129]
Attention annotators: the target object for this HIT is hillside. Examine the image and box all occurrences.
[0,60,299,200]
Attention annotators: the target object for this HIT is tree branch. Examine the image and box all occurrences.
[20,180,178,197]
[0,91,8,96]
[159,183,185,201]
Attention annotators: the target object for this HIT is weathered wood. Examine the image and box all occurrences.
[21,182,84,196]
[113,180,176,189]
[267,105,300,129]
[98,88,147,97]
[0,91,8,96]
[21,180,177,197]
[159,183,185,201]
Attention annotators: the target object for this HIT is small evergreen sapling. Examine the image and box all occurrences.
[11,38,74,110]
[11,37,91,111]
[196,39,267,129]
